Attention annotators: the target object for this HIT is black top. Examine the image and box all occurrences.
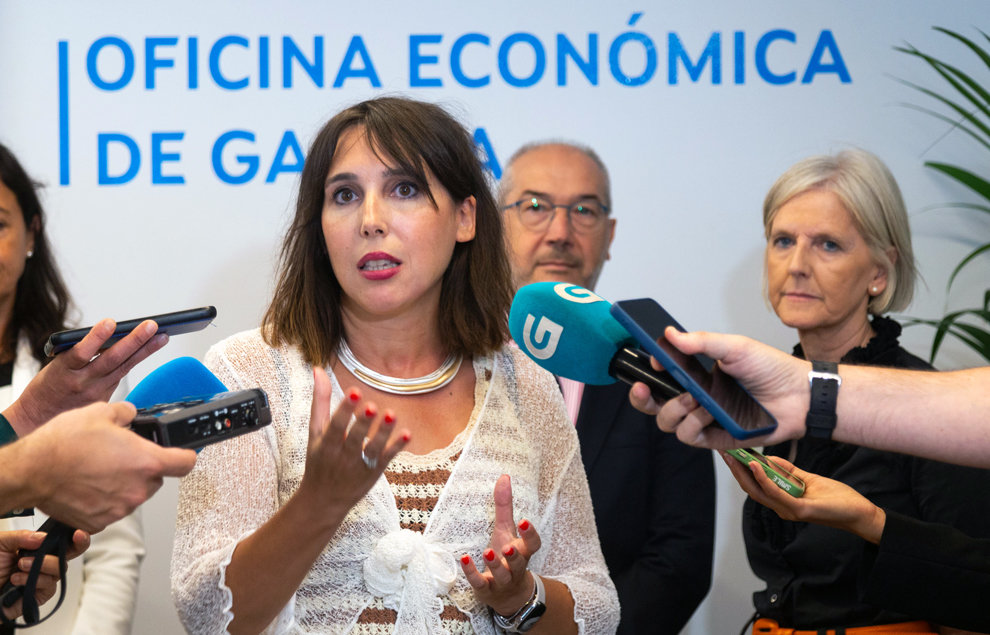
[860,510,990,631]
[743,316,990,628]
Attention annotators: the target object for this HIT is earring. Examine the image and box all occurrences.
[26,250,33,259]
[871,286,878,295]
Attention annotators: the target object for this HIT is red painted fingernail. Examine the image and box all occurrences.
[364,405,376,418]
[460,554,471,565]
[401,432,411,442]
[518,520,530,532]
[383,412,395,425]
[503,546,515,557]
[484,548,495,562]
[348,389,360,402]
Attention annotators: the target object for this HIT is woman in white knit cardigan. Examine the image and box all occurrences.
[171,97,619,635]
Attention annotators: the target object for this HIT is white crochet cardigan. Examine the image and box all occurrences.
[170,329,619,634]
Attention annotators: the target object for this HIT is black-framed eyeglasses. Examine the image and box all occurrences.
[502,197,609,234]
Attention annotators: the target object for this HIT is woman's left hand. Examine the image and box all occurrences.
[459,474,543,616]
[723,452,887,544]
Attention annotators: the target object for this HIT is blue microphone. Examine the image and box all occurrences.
[126,357,271,451]
[126,356,227,408]
[509,282,680,399]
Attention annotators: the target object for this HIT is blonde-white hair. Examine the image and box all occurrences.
[763,148,916,314]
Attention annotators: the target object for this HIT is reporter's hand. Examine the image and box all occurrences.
[459,475,543,617]
[12,402,196,533]
[6,319,169,435]
[0,528,89,620]
[722,453,886,544]
[630,328,809,449]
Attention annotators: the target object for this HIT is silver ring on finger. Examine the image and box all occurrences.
[361,447,378,470]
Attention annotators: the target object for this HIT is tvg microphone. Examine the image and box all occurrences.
[509,282,680,399]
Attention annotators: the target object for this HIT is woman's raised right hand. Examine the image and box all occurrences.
[298,368,410,523]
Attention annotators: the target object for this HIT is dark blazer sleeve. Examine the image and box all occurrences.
[860,510,990,632]
[576,382,715,635]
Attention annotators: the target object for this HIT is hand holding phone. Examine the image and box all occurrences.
[6,308,216,437]
[45,306,216,357]
[611,298,804,497]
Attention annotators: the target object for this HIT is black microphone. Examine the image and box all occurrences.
[608,346,682,401]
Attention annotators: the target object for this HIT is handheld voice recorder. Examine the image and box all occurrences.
[130,388,271,450]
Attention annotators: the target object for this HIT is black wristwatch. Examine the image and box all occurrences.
[806,360,841,440]
[493,573,546,633]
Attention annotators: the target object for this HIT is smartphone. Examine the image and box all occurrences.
[723,447,805,497]
[44,306,217,357]
[611,298,804,497]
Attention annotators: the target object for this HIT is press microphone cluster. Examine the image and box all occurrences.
[2,357,270,627]
[508,282,681,400]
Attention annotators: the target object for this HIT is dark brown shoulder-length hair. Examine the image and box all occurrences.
[0,143,72,364]
[262,96,513,367]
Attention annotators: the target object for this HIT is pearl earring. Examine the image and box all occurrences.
[26,250,33,259]
[871,286,878,294]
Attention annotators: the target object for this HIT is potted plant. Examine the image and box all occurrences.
[898,27,990,364]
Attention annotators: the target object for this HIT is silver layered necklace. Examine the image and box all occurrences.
[337,339,463,395]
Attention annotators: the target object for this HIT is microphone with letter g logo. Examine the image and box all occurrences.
[509,282,680,398]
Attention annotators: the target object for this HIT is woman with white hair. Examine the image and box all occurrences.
[737,148,990,634]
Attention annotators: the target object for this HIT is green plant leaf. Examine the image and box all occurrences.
[947,243,990,293]
[942,202,990,216]
[925,162,990,202]
[933,27,990,71]
[897,27,990,367]
[894,46,990,122]
[904,307,990,363]
[940,325,990,363]
[897,97,990,154]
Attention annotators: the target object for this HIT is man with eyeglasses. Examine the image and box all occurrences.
[500,142,716,634]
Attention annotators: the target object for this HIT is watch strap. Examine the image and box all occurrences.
[493,573,546,633]
[806,360,840,440]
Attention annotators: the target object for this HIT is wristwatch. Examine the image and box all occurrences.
[493,573,546,633]
[806,360,841,440]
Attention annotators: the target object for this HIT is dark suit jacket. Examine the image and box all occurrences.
[576,381,716,634]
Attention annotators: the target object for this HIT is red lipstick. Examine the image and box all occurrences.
[358,252,401,280]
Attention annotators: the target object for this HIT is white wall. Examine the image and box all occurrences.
[2,1,987,632]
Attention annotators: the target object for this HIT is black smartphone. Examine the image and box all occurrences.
[610,298,804,497]
[44,306,217,357]
[611,298,776,439]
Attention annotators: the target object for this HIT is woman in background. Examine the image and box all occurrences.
[0,142,146,635]
[171,97,619,634]
[740,148,990,634]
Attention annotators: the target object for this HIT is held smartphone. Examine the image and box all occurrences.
[44,306,217,357]
[610,298,805,497]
